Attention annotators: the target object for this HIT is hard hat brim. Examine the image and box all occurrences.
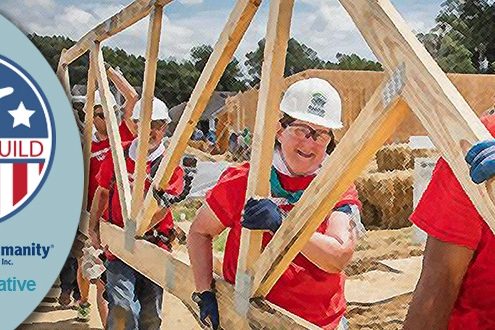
[284,110,343,130]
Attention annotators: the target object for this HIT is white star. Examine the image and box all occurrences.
[8,102,36,128]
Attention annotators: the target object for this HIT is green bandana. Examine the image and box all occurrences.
[270,167,304,205]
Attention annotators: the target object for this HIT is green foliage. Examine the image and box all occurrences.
[30,33,383,105]
[245,38,382,86]
[419,0,495,73]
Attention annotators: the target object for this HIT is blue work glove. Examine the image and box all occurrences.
[192,291,219,329]
[465,140,495,184]
[242,198,283,233]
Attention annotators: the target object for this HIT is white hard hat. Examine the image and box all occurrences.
[132,97,171,123]
[280,78,343,129]
[93,90,117,110]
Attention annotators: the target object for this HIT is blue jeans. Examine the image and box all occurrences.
[105,259,163,330]
[339,316,350,330]
[59,255,80,300]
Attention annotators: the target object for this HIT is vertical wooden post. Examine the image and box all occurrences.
[56,50,71,96]
[235,0,294,308]
[131,5,165,224]
[81,49,98,211]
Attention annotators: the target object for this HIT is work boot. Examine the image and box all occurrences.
[58,290,71,307]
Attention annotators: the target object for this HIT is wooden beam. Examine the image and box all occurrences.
[56,49,71,96]
[81,50,97,210]
[93,43,132,225]
[338,0,495,233]
[93,217,319,329]
[135,0,262,236]
[252,85,410,297]
[131,6,164,222]
[60,0,173,66]
[235,0,294,303]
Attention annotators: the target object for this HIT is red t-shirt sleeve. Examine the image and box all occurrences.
[96,154,115,190]
[410,158,484,250]
[205,164,249,228]
[334,184,361,210]
[165,166,184,196]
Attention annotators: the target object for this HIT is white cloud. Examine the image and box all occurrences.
[0,0,440,65]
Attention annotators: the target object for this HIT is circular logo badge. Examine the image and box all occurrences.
[0,55,55,222]
[0,14,83,330]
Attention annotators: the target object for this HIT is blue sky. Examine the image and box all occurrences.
[0,0,444,63]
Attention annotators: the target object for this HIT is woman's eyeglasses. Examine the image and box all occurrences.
[284,123,332,145]
[132,119,167,130]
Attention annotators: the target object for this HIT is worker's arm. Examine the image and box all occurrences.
[106,66,138,123]
[88,186,109,249]
[242,198,357,273]
[403,236,474,329]
[187,205,226,292]
[301,210,356,273]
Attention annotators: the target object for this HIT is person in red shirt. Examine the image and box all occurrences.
[89,97,184,330]
[404,113,495,329]
[81,85,136,323]
[187,78,363,329]
[60,90,124,322]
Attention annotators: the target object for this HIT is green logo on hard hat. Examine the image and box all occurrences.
[308,92,327,118]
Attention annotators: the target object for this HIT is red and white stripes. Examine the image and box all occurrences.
[0,162,44,217]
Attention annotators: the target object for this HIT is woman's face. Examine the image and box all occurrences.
[276,119,333,176]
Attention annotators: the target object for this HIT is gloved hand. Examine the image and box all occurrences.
[153,187,172,208]
[193,291,219,330]
[465,140,495,184]
[242,198,283,233]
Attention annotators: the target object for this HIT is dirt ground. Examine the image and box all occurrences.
[21,227,423,330]
[346,227,424,329]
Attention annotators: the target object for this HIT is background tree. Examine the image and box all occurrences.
[190,44,247,91]
[419,0,495,73]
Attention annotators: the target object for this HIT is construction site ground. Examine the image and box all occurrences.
[20,226,423,329]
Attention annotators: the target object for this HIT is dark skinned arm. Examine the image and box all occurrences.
[403,236,474,329]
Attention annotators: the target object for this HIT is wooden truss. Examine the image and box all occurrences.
[57,0,495,328]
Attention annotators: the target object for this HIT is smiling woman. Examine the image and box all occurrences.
[188,77,364,329]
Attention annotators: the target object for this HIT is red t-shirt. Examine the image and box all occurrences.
[410,115,495,329]
[119,121,135,143]
[96,142,184,258]
[206,163,360,329]
[88,138,110,210]
[87,123,135,210]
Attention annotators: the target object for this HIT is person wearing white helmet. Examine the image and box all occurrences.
[187,78,362,329]
[89,96,183,330]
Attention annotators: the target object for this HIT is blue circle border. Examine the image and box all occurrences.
[0,54,57,223]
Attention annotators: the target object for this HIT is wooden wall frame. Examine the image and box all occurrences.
[57,0,495,328]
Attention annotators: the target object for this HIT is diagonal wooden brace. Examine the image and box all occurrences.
[135,0,262,237]
[339,0,495,233]
[92,43,134,245]
[60,0,173,67]
[251,79,411,297]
